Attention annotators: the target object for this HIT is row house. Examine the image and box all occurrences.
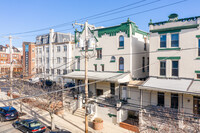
[63,19,149,99]
[126,14,200,132]
[35,29,74,83]
[0,44,22,77]
[62,19,149,124]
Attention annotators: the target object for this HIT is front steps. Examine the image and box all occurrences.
[73,108,94,121]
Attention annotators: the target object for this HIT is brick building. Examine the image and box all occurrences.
[0,44,22,77]
[22,42,36,79]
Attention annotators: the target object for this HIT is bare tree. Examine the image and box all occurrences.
[140,105,200,133]
[26,81,63,131]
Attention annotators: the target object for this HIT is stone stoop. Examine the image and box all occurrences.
[73,108,94,122]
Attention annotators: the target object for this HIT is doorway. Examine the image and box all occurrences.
[96,89,103,96]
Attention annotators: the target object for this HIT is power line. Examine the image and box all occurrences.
[0,0,147,36]
[83,0,161,22]
[94,0,187,24]
[0,0,187,37]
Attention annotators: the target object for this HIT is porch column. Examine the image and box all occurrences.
[139,89,143,126]
[117,101,122,123]
[78,94,83,109]
[61,77,66,111]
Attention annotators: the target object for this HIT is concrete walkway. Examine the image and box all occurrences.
[0,92,133,133]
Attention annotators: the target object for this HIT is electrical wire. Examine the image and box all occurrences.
[0,0,187,37]
[0,0,147,36]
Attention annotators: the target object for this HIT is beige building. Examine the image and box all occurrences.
[63,19,149,100]
[134,14,200,132]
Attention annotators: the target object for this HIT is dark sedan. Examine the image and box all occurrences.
[13,119,46,133]
[0,106,18,121]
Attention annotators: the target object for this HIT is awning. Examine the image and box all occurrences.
[187,81,200,94]
[62,71,131,83]
[128,80,144,88]
[139,77,193,93]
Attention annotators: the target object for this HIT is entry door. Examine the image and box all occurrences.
[122,86,127,100]
[96,89,103,96]
[194,96,200,115]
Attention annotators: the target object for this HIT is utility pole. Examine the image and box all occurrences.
[73,21,95,133]
[9,35,13,106]
[84,21,89,133]
[3,35,20,106]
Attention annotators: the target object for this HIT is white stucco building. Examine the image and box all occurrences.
[35,29,74,83]
[133,14,200,132]
[63,19,149,100]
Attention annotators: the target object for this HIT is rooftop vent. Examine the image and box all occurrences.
[168,13,178,21]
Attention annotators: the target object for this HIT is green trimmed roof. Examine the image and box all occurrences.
[94,19,148,37]
[149,15,200,26]
[75,19,148,41]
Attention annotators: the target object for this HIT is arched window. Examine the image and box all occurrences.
[119,57,124,71]
[110,56,116,62]
[119,36,124,48]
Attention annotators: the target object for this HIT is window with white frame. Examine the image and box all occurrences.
[46,47,49,53]
[119,36,124,48]
[142,57,145,72]
[110,56,116,62]
[51,69,54,74]
[197,74,200,79]
[64,46,67,51]
[57,46,61,52]
[160,61,166,76]
[57,69,61,75]
[57,57,60,64]
[97,49,102,59]
[77,57,80,70]
[198,39,200,56]
[171,33,179,47]
[172,60,179,76]
[39,58,42,63]
[63,57,67,63]
[46,57,49,63]
[119,57,124,71]
[63,69,67,75]
[160,34,166,48]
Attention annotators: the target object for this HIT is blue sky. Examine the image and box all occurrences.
[0,0,199,48]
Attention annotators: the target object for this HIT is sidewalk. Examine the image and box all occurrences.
[0,92,133,133]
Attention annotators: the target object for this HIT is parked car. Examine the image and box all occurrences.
[45,80,56,86]
[50,130,71,133]
[64,82,75,88]
[13,119,46,133]
[0,106,18,122]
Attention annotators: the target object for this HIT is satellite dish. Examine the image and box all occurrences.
[88,38,96,48]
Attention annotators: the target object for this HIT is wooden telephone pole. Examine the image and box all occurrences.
[73,21,95,133]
